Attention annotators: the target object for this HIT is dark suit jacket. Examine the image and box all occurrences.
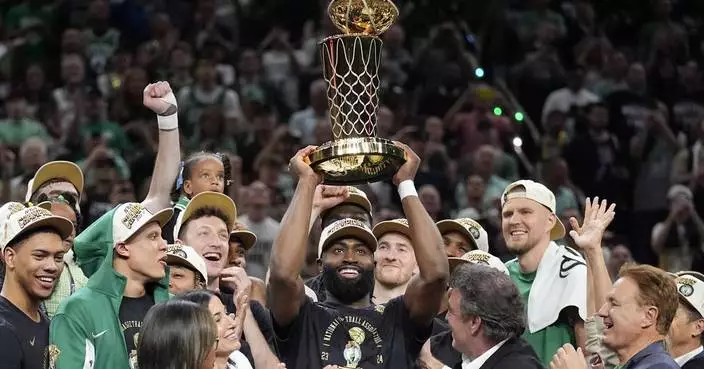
[450,336,544,369]
[683,350,704,369]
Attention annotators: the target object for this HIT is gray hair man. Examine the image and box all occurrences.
[446,264,542,369]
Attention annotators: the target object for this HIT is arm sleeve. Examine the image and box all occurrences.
[50,314,94,369]
[0,326,23,369]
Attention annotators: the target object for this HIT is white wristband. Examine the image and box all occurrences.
[398,180,418,200]
[157,113,178,130]
[156,91,179,130]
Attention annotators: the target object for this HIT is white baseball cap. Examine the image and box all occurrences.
[436,218,489,252]
[675,272,704,318]
[501,179,566,240]
[166,244,208,284]
[318,218,377,258]
[112,203,173,245]
[448,250,509,276]
[0,202,74,251]
[173,191,237,241]
[25,161,84,202]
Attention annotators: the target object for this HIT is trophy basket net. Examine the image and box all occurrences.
[320,35,382,140]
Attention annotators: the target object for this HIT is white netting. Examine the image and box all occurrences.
[320,35,381,139]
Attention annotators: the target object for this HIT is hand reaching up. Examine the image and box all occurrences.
[313,185,349,213]
[569,197,616,251]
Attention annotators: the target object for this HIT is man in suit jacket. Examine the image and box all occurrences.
[445,263,543,369]
[671,272,704,369]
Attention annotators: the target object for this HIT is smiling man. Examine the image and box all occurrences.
[165,244,208,294]
[501,179,587,366]
[173,191,236,293]
[0,202,74,369]
[436,218,490,257]
[49,202,172,369]
[597,264,679,369]
[269,143,448,368]
[371,218,418,305]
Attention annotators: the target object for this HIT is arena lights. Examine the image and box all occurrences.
[474,68,485,78]
[512,136,523,148]
[514,112,524,122]
[493,107,503,116]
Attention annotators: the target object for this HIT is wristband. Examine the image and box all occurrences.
[156,91,179,130]
[397,180,418,200]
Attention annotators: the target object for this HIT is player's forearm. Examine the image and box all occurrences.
[142,128,180,211]
[403,195,448,283]
[270,177,317,282]
[242,308,281,368]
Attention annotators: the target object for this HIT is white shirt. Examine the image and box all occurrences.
[227,350,253,369]
[675,346,703,367]
[460,339,509,369]
[541,87,600,123]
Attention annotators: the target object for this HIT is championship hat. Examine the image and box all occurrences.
[318,218,377,258]
[501,179,566,240]
[25,161,84,202]
[230,223,257,251]
[448,250,509,275]
[675,271,704,318]
[436,218,489,252]
[173,191,237,240]
[0,202,74,251]
[322,186,373,216]
[166,244,208,283]
[372,218,412,240]
[112,203,173,245]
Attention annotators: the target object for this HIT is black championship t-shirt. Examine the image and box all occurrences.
[119,294,155,369]
[0,296,50,369]
[220,291,278,362]
[274,296,431,369]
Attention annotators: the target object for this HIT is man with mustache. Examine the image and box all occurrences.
[0,202,74,369]
[269,143,449,369]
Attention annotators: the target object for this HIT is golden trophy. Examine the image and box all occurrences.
[308,0,406,185]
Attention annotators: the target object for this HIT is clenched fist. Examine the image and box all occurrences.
[143,81,178,116]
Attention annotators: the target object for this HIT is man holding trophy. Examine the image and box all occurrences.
[267,1,449,368]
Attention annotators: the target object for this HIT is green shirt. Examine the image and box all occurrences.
[0,118,50,147]
[506,259,576,367]
[80,120,131,154]
[5,2,53,63]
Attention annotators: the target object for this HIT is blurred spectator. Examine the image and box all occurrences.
[83,0,120,75]
[513,0,566,48]
[419,184,445,221]
[540,156,580,218]
[259,28,301,111]
[8,137,47,201]
[289,79,328,145]
[239,181,280,279]
[0,93,50,149]
[178,58,243,136]
[541,66,600,133]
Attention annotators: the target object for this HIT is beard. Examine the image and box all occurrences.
[322,264,375,305]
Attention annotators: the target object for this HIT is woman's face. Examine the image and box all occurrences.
[207,296,240,355]
[183,157,226,197]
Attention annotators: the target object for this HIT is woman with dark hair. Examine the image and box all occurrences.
[138,299,218,369]
[179,289,283,369]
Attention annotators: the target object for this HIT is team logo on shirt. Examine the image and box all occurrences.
[48,344,60,369]
[321,315,383,367]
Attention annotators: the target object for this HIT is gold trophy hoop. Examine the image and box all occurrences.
[308,0,405,185]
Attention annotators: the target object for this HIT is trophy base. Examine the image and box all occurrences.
[308,137,406,185]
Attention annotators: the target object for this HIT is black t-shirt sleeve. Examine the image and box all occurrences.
[386,296,434,357]
[249,300,276,347]
[270,296,313,342]
[429,330,462,368]
[0,325,23,369]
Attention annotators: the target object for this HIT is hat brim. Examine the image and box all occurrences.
[165,254,207,282]
[551,218,566,240]
[436,220,480,251]
[319,225,377,257]
[122,208,174,243]
[4,215,75,250]
[373,221,412,240]
[346,193,372,214]
[29,161,84,201]
[175,192,237,240]
[230,230,257,250]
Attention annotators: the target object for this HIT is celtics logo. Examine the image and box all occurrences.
[680,284,694,297]
[167,244,187,259]
[468,226,480,240]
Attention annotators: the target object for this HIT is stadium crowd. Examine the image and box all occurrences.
[0,0,703,368]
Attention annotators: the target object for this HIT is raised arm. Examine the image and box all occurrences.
[396,142,450,325]
[140,82,182,213]
[268,146,323,327]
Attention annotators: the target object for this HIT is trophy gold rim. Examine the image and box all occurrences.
[326,0,399,36]
[308,137,406,185]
